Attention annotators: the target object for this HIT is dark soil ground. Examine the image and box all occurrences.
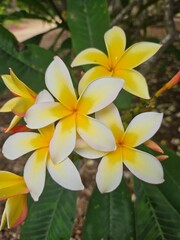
[0,26,179,240]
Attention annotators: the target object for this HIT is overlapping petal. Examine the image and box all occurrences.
[9,69,36,97]
[0,195,28,229]
[95,103,124,142]
[47,156,84,190]
[50,114,76,164]
[1,70,36,98]
[75,137,105,159]
[0,171,28,200]
[123,147,164,184]
[117,42,162,69]
[45,56,77,109]
[25,102,71,129]
[114,69,150,99]
[76,114,116,152]
[39,124,54,141]
[96,148,123,193]
[24,148,48,201]
[122,112,163,147]
[5,115,21,132]
[77,77,124,114]
[35,89,54,103]
[71,48,109,67]
[104,26,126,67]
[0,97,20,112]
[78,66,111,95]
[12,97,35,117]
[71,27,162,99]
[2,132,46,160]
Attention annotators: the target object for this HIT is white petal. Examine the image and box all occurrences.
[2,132,44,160]
[78,66,111,95]
[35,90,54,103]
[25,102,71,129]
[45,56,77,109]
[123,112,163,147]
[77,77,124,114]
[24,149,47,201]
[47,157,84,191]
[96,148,123,193]
[123,147,164,184]
[75,137,105,159]
[50,114,76,164]
[77,114,116,152]
[95,103,124,142]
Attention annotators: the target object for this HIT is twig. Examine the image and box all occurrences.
[140,0,178,75]
[111,0,139,26]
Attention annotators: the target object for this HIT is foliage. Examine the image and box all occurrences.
[0,0,179,239]
[20,175,77,240]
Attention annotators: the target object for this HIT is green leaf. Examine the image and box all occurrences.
[67,0,110,53]
[114,89,133,110]
[82,179,134,240]
[134,177,180,240]
[140,145,180,214]
[158,147,180,214]
[20,174,78,240]
[0,25,54,92]
[0,10,51,23]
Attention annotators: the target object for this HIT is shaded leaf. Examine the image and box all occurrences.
[114,89,133,109]
[0,10,51,23]
[67,0,110,53]
[20,174,78,240]
[0,25,54,92]
[158,147,180,214]
[82,179,134,240]
[134,177,180,240]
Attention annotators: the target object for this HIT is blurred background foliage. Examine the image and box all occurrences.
[0,0,179,239]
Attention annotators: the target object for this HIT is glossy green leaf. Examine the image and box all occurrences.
[0,25,54,92]
[20,174,78,240]
[82,179,134,240]
[114,89,133,109]
[67,0,110,53]
[134,177,180,240]
[158,146,180,214]
[134,146,180,240]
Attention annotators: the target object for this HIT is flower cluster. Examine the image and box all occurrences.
[0,26,164,229]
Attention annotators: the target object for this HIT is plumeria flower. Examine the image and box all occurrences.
[0,171,29,230]
[0,69,37,132]
[25,56,124,163]
[71,26,161,98]
[2,91,84,201]
[75,104,164,193]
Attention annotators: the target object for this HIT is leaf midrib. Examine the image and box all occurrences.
[141,184,166,240]
[83,0,94,47]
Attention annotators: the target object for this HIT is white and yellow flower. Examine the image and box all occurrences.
[2,92,84,201]
[75,104,164,193]
[71,26,161,99]
[0,171,29,230]
[25,56,124,163]
[0,69,37,131]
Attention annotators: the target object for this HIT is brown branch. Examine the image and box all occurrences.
[111,0,139,26]
[140,0,178,75]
